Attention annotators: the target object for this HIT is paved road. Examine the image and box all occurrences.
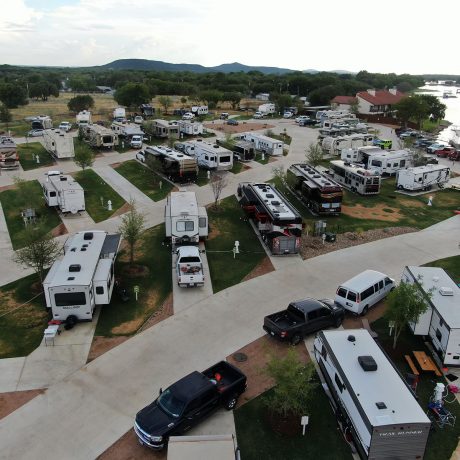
[0,216,458,460]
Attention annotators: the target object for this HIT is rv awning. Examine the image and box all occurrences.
[101,234,121,257]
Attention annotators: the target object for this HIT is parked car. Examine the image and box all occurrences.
[253,111,264,119]
[130,135,143,149]
[134,361,247,450]
[263,298,344,345]
[27,129,44,137]
[426,142,448,154]
[295,115,310,124]
[414,138,434,148]
[226,119,239,126]
[299,118,317,126]
[283,111,293,119]
[59,121,72,132]
[421,155,439,165]
[448,150,460,161]
[182,112,195,120]
[136,150,146,163]
[399,129,418,138]
[220,112,229,120]
[435,146,456,157]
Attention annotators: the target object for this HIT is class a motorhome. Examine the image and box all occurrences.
[175,140,233,171]
[396,164,450,191]
[43,231,121,323]
[403,266,460,366]
[329,160,381,195]
[31,115,53,130]
[82,124,118,149]
[314,329,431,459]
[43,129,75,159]
[240,132,284,157]
[42,171,85,214]
[0,136,19,169]
[165,190,208,246]
[76,110,92,127]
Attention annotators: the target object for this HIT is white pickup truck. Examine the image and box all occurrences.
[176,246,204,287]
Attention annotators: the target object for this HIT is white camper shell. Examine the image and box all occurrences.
[396,164,450,191]
[165,191,208,246]
[335,270,395,315]
[76,110,92,127]
[42,171,85,214]
[43,231,121,322]
[43,129,75,159]
[403,266,460,366]
[178,120,204,136]
[240,132,284,157]
[176,246,205,288]
[176,140,233,171]
[314,329,431,460]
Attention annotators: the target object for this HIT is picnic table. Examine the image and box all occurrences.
[413,351,442,376]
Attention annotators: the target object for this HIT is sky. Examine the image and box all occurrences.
[1,0,459,75]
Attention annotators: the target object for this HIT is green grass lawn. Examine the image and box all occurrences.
[95,224,172,337]
[0,273,49,359]
[235,384,351,460]
[0,180,62,249]
[230,161,244,174]
[74,169,125,222]
[17,142,55,171]
[423,255,460,283]
[206,196,268,293]
[196,168,210,186]
[273,176,460,234]
[255,152,270,165]
[0,121,30,137]
[114,160,173,201]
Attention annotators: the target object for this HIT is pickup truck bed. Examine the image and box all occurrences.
[265,311,303,330]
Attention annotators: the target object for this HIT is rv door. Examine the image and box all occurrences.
[198,206,208,239]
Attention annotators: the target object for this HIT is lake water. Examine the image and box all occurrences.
[417,84,460,142]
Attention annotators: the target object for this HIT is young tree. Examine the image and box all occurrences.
[265,349,318,417]
[13,225,61,284]
[272,165,287,186]
[118,200,146,266]
[386,281,430,349]
[305,142,324,166]
[158,96,172,114]
[210,172,228,209]
[73,142,94,170]
[67,95,94,113]
[0,103,12,129]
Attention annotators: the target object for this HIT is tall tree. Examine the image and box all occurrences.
[67,95,94,113]
[158,95,172,114]
[0,82,28,108]
[394,95,430,128]
[0,103,12,129]
[73,142,94,170]
[114,82,150,107]
[305,142,324,166]
[118,200,146,266]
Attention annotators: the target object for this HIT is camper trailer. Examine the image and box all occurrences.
[191,106,208,116]
[341,146,382,163]
[396,165,450,191]
[111,121,144,138]
[43,129,75,159]
[178,140,233,171]
[258,103,276,116]
[42,171,85,214]
[314,329,431,460]
[178,120,203,136]
[287,164,343,215]
[329,160,381,195]
[165,190,208,246]
[113,107,126,122]
[240,132,284,157]
[403,266,460,366]
[144,145,198,183]
[139,104,155,117]
[143,119,179,139]
[322,134,374,156]
[82,124,118,149]
[43,230,121,323]
[76,111,92,127]
[0,136,19,169]
[31,115,53,130]
[366,150,412,176]
[237,182,302,255]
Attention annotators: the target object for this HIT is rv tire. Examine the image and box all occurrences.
[66,315,77,326]
[290,334,302,346]
[361,306,369,316]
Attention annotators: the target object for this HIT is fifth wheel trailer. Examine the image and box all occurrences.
[396,164,450,191]
[42,171,85,214]
[43,129,75,159]
[314,329,430,460]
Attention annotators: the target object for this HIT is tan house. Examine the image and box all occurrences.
[332,89,406,115]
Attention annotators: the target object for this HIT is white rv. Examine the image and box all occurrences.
[143,119,179,139]
[241,132,284,156]
[366,150,412,176]
[43,129,75,159]
[314,329,431,460]
[111,121,144,138]
[396,164,450,191]
[178,120,203,136]
[165,190,208,246]
[403,266,460,366]
[82,124,118,149]
[42,171,85,214]
[176,246,205,288]
[191,105,208,116]
[322,134,374,156]
[258,103,276,116]
[43,231,121,323]
[113,107,126,121]
[175,140,233,171]
[76,110,92,127]
[341,146,383,163]
[31,115,53,130]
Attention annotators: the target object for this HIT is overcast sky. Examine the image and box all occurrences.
[1,0,459,75]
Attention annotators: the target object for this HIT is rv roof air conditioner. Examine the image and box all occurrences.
[375,402,387,409]
[69,264,81,272]
[83,232,93,240]
[358,355,378,372]
[439,287,454,296]
[347,335,356,342]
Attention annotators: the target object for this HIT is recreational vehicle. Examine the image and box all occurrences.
[341,146,382,163]
[144,145,198,183]
[165,190,208,246]
[366,150,412,176]
[0,136,19,169]
[42,171,85,214]
[286,164,343,215]
[143,119,179,139]
[403,266,460,366]
[139,104,155,117]
[396,164,450,191]
[314,329,431,459]
[241,132,284,157]
[111,121,144,138]
[76,111,92,127]
[258,103,276,116]
[43,231,121,323]
[31,115,53,130]
[322,134,374,156]
[329,160,381,195]
[178,120,203,136]
[191,106,208,116]
[43,129,75,159]
[82,124,118,149]
[233,140,256,161]
[113,107,126,122]
[237,182,302,255]
[187,140,233,171]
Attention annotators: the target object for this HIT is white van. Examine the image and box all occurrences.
[335,270,395,315]
[130,135,143,149]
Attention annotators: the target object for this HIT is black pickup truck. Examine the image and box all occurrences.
[263,297,344,345]
[134,361,247,450]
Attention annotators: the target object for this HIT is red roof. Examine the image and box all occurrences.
[331,96,357,105]
[356,90,406,106]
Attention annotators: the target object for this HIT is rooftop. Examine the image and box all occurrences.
[356,89,406,106]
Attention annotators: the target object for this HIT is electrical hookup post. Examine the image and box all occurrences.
[134,285,140,301]
[233,241,240,259]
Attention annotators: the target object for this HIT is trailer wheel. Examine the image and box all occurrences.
[361,306,369,316]
[290,334,302,346]
[225,395,238,410]
[66,315,77,326]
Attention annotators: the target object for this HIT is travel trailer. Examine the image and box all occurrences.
[329,160,381,195]
[396,165,450,191]
[322,134,374,156]
[43,231,121,323]
[82,124,118,149]
[143,119,179,139]
[165,190,208,246]
[31,115,53,130]
[113,107,126,122]
[403,266,460,366]
[111,121,144,138]
[287,164,343,215]
[176,140,233,171]
[366,150,412,176]
[178,120,203,136]
[238,182,302,255]
[42,171,85,215]
[43,129,75,159]
[258,103,276,116]
[191,105,208,116]
[0,136,19,169]
[240,132,284,156]
[314,329,431,459]
[76,111,92,127]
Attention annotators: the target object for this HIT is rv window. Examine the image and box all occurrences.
[337,288,347,298]
[321,345,328,360]
[176,221,194,232]
[400,160,406,167]
[346,291,357,302]
[334,373,344,393]
[220,156,231,163]
[436,329,442,341]
[96,286,104,295]
[439,318,444,327]
[371,160,382,167]
[199,217,207,228]
[49,191,56,197]
[387,163,391,168]
[54,292,86,306]
[361,286,374,301]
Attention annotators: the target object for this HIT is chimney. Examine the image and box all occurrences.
[389,87,398,95]
[367,89,376,96]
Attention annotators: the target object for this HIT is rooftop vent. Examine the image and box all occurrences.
[347,335,356,342]
[83,232,93,241]
[67,277,75,281]
[358,355,377,372]
[271,201,280,206]
[266,194,275,199]
[70,247,77,252]
[69,264,81,272]
[439,287,454,296]
[60,176,68,181]
[81,248,87,252]
[375,402,387,410]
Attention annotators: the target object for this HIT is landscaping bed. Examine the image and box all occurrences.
[17,142,55,170]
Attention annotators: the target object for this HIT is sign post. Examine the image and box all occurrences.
[301,416,309,435]
[134,285,140,301]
